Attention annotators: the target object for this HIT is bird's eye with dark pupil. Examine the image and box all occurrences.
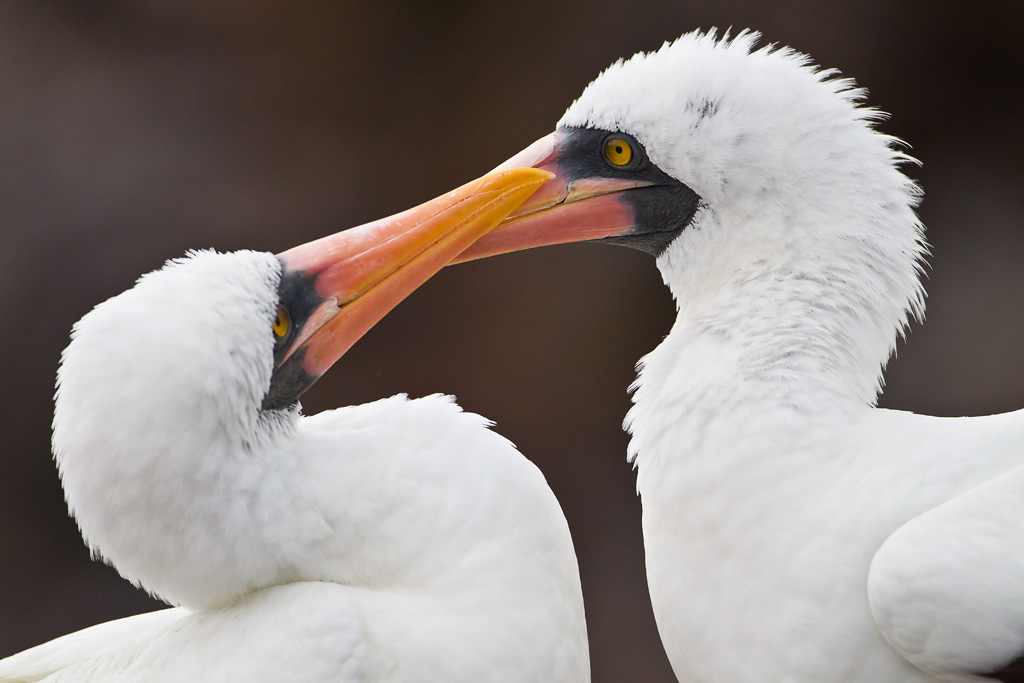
[604,137,633,167]
[273,305,291,342]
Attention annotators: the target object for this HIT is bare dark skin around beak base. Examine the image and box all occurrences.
[534,126,702,254]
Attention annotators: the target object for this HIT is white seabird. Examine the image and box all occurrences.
[453,30,1024,683]
[0,169,591,682]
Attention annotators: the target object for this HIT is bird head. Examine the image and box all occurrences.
[51,169,549,606]
[456,30,925,307]
[54,168,549,449]
[451,30,928,403]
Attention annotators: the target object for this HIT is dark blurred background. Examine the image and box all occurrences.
[1,1,1022,680]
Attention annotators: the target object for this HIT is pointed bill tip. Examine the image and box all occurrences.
[267,168,551,403]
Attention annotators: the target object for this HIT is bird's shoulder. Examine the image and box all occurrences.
[300,393,519,462]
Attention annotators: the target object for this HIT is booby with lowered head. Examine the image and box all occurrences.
[0,168,591,682]
[454,30,1024,683]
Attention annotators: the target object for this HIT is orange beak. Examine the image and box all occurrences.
[262,168,551,408]
[452,132,653,263]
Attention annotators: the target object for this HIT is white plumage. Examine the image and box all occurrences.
[463,29,1024,682]
[613,35,1024,681]
[0,174,590,682]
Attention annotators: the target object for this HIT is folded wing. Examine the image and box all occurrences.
[0,582,366,683]
[869,464,1024,680]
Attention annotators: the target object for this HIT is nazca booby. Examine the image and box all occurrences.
[0,169,592,682]
[452,30,1024,683]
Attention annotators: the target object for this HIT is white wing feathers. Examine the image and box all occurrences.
[0,608,186,682]
[869,464,1024,680]
[0,583,366,683]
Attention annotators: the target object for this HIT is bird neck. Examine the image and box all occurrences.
[58,394,582,619]
[626,201,924,468]
[55,399,306,609]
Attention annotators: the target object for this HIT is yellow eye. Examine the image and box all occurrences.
[273,305,291,339]
[604,137,633,166]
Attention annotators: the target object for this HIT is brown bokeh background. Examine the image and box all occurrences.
[1,2,1023,680]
